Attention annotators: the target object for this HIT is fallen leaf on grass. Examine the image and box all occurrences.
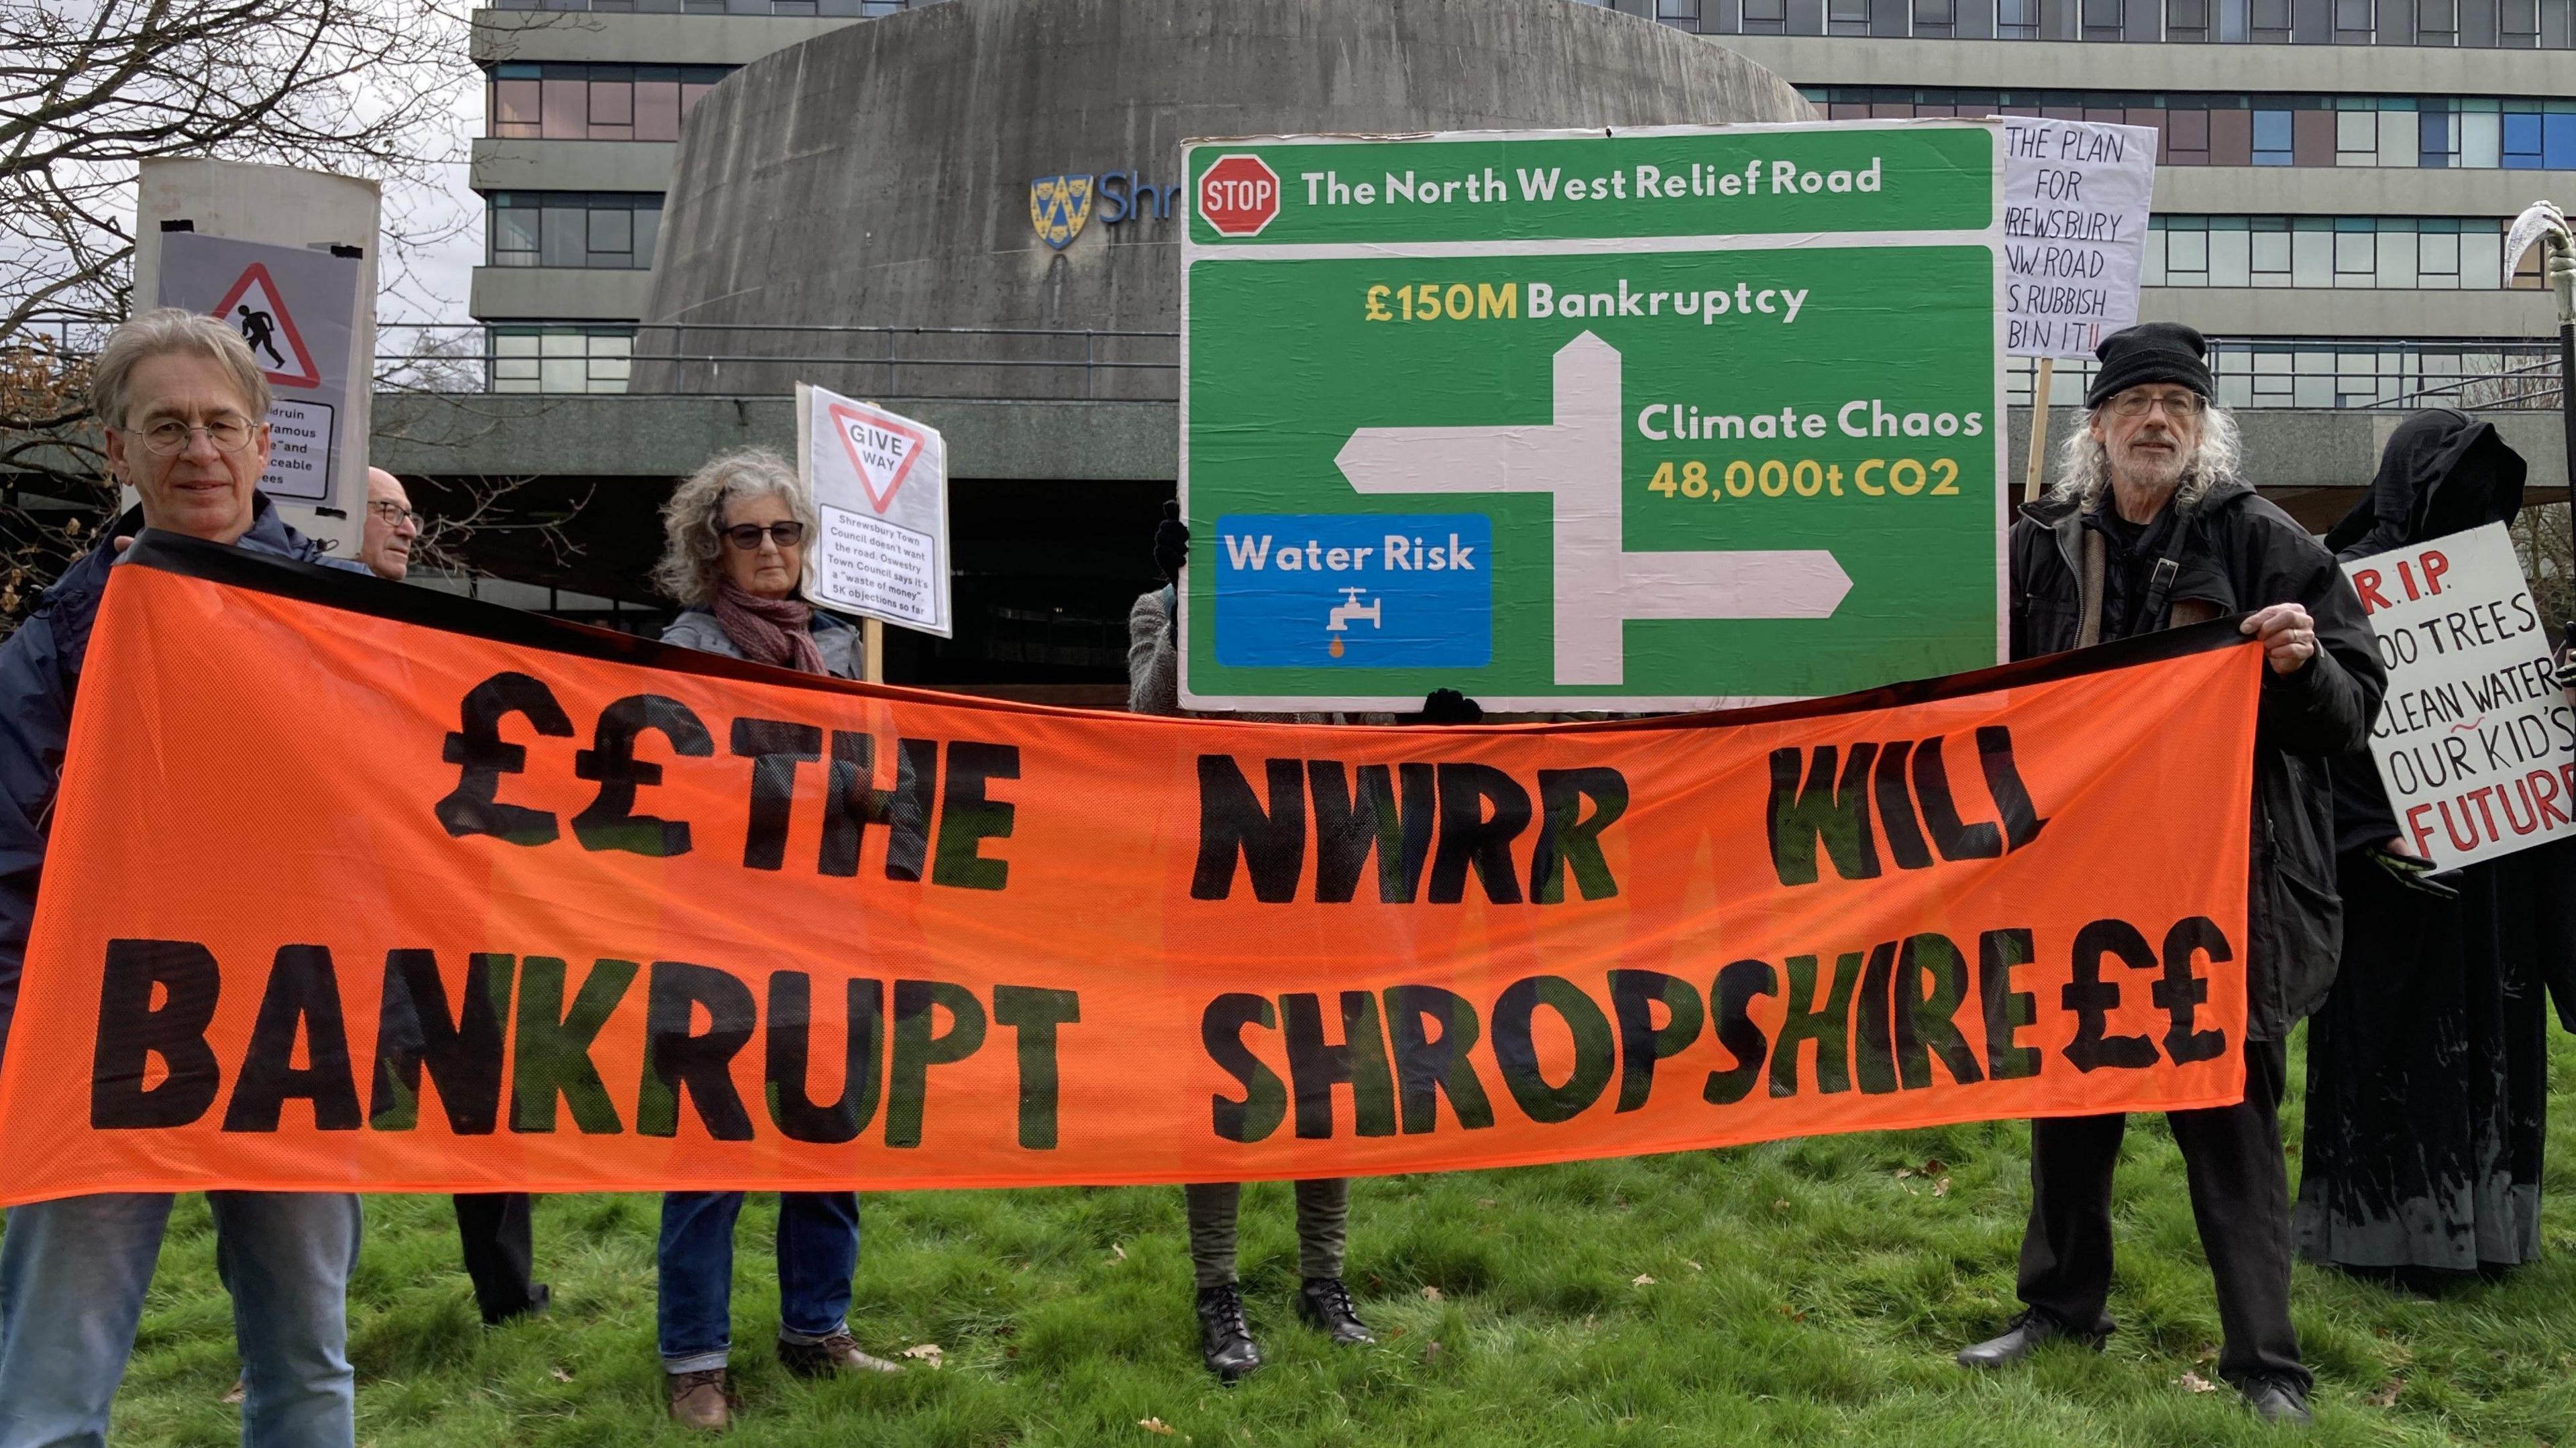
[550,1367,574,1384]
[1894,1168,1914,1180]
[1921,1158,1946,1174]
[2365,1379,2404,1408]
[2177,1372,2220,1394]
[902,1343,944,1367]
[1632,1274,1657,1286]
[1932,1178,1951,1198]
[1476,1198,1498,1211]
[219,1381,244,1406]
[1138,1418,1180,1437]
[1111,1243,1127,1261]
[1685,1260,1704,1272]
[1422,1340,1444,1363]
[1772,1199,1790,1212]
[1421,1285,1444,1301]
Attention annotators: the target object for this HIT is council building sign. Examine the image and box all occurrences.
[1028,169,1189,249]
[1179,122,2008,712]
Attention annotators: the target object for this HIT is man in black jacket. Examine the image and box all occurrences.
[1955,324,2384,1427]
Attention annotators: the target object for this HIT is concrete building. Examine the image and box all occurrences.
[468,0,2574,403]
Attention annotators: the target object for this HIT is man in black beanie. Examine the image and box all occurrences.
[1954,323,2385,1427]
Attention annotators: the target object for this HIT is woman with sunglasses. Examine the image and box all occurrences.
[647,447,890,1429]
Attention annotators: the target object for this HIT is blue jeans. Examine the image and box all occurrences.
[0,1191,363,1448]
[657,1192,858,1374]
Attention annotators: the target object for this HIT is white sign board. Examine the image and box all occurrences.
[133,159,378,556]
[157,233,361,505]
[2343,522,2576,870]
[1998,118,2155,359]
[796,383,953,638]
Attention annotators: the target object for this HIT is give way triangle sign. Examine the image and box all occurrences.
[826,402,928,512]
[209,263,321,389]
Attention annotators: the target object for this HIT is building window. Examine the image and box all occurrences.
[2501,0,2540,41]
[1826,0,1870,31]
[2250,0,2290,38]
[2080,0,2122,31]
[486,62,732,141]
[486,192,663,270]
[1913,0,1957,32]
[2147,215,2508,290]
[2417,0,2458,38]
[487,326,634,394]
[1997,0,2039,36]
[2252,109,2294,164]
[1742,0,1786,27]
[2420,109,2459,166]
[1658,0,1703,28]
[2169,0,2210,35]
[2334,0,2373,31]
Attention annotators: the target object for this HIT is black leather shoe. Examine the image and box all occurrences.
[1196,1284,1261,1383]
[1297,1276,1375,1345]
[2241,1376,2313,1426]
[1955,1310,2108,1368]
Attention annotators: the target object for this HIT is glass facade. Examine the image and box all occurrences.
[1803,88,2576,167]
[486,62,734,141]
[2009,341,2557,408]
[486,192,663,270]
[1662,0,2571,42]
[487,325,636,393]
[2143,215,2553,288]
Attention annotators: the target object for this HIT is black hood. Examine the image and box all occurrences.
[2324,408,2527,562]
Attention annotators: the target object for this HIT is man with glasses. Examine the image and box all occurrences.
[358,467,423,581]
[0,310,368,1447]
[1953,323,2383,1427]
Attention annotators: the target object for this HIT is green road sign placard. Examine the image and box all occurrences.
[1179,122,2006,712]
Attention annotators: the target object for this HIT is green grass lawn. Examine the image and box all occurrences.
[30,1031,2576,1447]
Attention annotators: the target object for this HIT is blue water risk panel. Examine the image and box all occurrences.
[1214,514,1492,668]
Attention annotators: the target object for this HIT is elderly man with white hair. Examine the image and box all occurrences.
[0,309,367,1447]
[1955,323,2385,1427]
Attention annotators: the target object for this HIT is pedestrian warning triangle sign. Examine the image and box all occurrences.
[209,263,321,389]
[826,402,928,512]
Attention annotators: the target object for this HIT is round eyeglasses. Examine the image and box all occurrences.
[121,417,258,455]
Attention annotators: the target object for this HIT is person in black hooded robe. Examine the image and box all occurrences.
[2294,407,2564,1285]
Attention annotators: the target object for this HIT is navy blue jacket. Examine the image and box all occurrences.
[0,498,349,1058]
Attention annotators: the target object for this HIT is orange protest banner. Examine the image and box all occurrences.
[0,539,2260,1204]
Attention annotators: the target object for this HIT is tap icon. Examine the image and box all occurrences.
[1326,587,1381,659]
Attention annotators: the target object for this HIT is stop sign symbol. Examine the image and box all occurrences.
[1198,154,1281,237]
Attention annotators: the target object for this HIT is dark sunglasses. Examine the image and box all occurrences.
[722,521,806,551]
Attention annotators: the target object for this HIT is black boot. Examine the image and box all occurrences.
[2239,1375,2312,1426]
[1196,1284,1261,1383]
[1955,1309,2108,1368]
[1297,1276,1375,1345]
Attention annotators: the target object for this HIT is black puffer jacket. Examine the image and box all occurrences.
[2010,476,2386,1040]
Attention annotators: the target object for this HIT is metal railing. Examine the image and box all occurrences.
[11,315,2567,410]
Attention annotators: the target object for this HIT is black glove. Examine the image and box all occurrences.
[1415,688,1484,725]
[2369,844,2458,900]
[1152,501,1189,583]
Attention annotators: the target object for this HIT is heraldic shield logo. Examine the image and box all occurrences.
[1029,175,1095,249]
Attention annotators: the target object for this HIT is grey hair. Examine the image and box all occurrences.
[89,307,272,432]
[653,446,819,608]
[2045,396,2243,514]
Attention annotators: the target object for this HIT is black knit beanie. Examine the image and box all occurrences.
[2084,322,2214,409]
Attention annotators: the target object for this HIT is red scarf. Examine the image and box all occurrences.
[712,580,827,675]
